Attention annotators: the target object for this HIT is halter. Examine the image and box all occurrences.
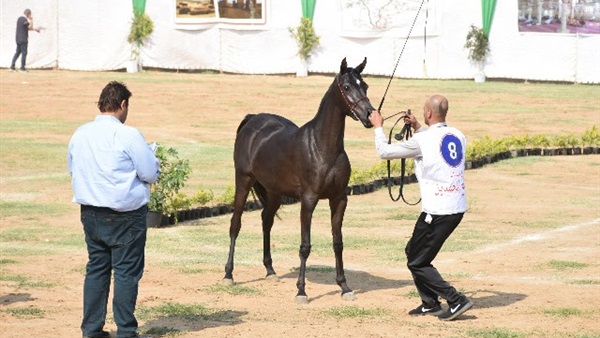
[336,74,370,121]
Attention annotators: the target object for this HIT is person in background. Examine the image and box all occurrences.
[10,9,41,73]
[368,94,473,321]
[68,81,160,338]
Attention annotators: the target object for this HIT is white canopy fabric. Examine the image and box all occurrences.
[1,0,598,83]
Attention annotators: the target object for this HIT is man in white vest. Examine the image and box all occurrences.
[368,94,473,321]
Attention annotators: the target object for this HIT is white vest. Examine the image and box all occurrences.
[413,124,467,215]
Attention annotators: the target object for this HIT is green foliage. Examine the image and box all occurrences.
[206,283,262,296]
[138,302,212,321]
[2,307,45,319]
[127,12,154,60]
[322,305,387,319]
[349,127,598,185]
[138,302,242,323]
[149,145,192,221]
[542,307,584,318]
[465,25,490,64]
[466,328,523,338]
[349,160,409,185]
[289,17,320,61]
[218,185,236,205]
[582,125,600,146]
[547,260,588,270]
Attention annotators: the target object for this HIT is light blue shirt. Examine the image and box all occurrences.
[67,115,160,212]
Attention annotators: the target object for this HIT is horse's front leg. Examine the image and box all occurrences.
[295,196,318,304]
[329,196,355,300]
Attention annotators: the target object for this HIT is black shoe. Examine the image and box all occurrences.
[408,302,443,316]
[82,331,110,338]
[438,298,473,321]
[19,68,28,73]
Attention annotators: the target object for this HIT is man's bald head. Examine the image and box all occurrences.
[426,94,448,119]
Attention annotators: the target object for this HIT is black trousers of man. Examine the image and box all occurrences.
[10,42,28,70]
[405,212,465,307]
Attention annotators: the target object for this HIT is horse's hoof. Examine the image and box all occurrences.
[342,291,356,301]
[265,274,279,282]
[295,295,309,305]
[221,278,234,286]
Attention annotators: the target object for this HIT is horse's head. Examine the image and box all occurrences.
[336,57,374,128]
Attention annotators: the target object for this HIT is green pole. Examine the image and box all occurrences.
[301,0,316,20]
[481,0,497,37]
[133,0,147,15]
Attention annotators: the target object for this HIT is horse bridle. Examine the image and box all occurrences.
[336,74,370,121]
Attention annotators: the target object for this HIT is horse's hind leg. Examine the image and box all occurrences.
[261,194,282,280]
[223,174,254,285]
[329,196,355,300]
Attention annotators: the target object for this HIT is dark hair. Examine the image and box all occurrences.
[97,81,132,113]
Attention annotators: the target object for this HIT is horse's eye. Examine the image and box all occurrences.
[343,85,350,90]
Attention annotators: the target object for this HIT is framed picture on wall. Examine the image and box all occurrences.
[341,0,438,37]
[175,0,265,24]
[517,0,600,34]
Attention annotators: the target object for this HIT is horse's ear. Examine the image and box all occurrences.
[340,57,348,74]
[355,57,367,74]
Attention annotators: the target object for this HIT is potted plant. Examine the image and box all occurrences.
[464,25,490,83]
[127,11,154,73]
[289,17,320,77]
[147,145,191,226]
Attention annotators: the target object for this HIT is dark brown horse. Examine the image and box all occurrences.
[223,58,374,303]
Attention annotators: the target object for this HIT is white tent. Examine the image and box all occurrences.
[1,0,599,83]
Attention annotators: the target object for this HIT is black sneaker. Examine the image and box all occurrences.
[438,298,473,321]
[82,331,110,338]
[408,302,443,316]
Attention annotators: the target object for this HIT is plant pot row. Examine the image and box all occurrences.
[466,147,599,170]
[155,146,599,224]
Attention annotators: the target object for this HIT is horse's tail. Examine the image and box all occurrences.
[237,114,256,134]
[250,181,281,219]
[251,181,268,209]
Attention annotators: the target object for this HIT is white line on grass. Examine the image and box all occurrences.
[476,218,600,253]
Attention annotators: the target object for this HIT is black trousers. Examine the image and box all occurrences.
[405,212,465,306]
[11,42,28,70]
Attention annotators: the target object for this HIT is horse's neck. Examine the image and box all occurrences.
[305,86,346,153]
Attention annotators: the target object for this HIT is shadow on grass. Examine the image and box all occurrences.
[467,289,528,309]
[141,309,248,336]
[279,265,413,301]
[0,293,34,306]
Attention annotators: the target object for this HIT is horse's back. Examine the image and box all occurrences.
[237,113,298,134]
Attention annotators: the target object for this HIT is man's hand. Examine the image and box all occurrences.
[368,110,383,128]
[404,110,421,131]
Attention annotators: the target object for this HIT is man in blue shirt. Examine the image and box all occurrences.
[10,9,40,72]
[68,81,160,338]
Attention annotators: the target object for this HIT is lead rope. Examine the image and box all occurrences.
[377,0,426,204]
[376,0,426,112]
[386,112,421,205]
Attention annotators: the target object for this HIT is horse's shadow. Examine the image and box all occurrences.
[278,265,412,302]
[278,266,528,311]
[140,309,248,336]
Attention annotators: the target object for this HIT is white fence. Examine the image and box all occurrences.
[1,0,598,83]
